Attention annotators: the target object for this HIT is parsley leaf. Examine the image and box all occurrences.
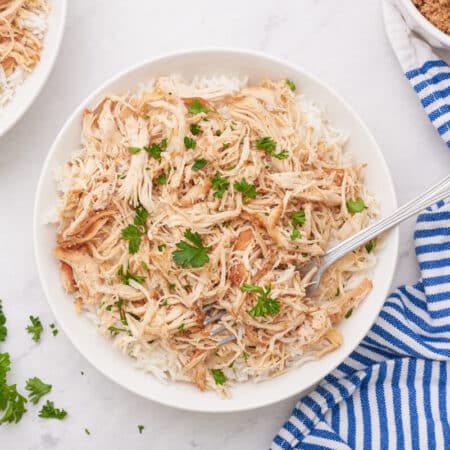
[210,172,230,198]
[233,179,259,200]
[26,316,43,342]
[184,137,196,149]
[116,299,128,326]
[290,229,301,240]
[211,369,226,385]
[129,146,141,154]
[38,400,67,420]
[256,137,277,153]
[346,197,367,214]
[0,300,6,342]
[108,326,128,335]
[192,158,207,171]
[25,377,52,404]
[157,244,166,252]
[172,230,210,268]
[85,428,91,435]
[177,323,185,333]
[122,224,142,254]
[222,143,230,149]
[141,261,149,270]
[190,124,202,135]
[365,239,377,253]
[344,308,353,319]
[117,266,145,285]
[138,425,144,434]
[242,351,249,361]
[134,204,149,228]
[161,138,168,149]
[144,143,162,160]
[286,79,296,91]
[156,173,167,185]
[273,149,289,160]
[291,210,306,228]
[241,284,280,317]
[188,99,210,114]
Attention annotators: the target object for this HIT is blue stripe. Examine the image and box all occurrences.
[349,349,376,367]
[375,363,388,446]
[437,120,450,136]
[346,395,356,449]
[405,60,448,79]
[415,240,450,255]
[292,407,315,431]
[423,362,436,449]
[428,307,450,319]
[331,400,340,435]
[421,86,450,108]
[392,359,405,450]
[407,359,420,450]
[301,396,323,421]
[359,368,372,450]
[414,71,450,93]
[427,290,450,302]
[423,274,450,287]
[417,211,450,222]
[414,227,450,238]
[315,385,336,410]
[372,321,417,356]
[428,104,450,122]
[419,257,450,270]
[284,419,305,442]
[273,434,292,450]
[439,362,450,443]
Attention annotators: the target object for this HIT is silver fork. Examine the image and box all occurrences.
[203,174,450,346]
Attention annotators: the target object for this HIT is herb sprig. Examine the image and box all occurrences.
[172,230,211,268]
[241,284,280,317]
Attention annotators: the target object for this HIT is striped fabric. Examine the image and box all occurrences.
[406,60,450,149]
[271,201,450,450]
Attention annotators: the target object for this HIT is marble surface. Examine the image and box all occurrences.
[1,0,449,449]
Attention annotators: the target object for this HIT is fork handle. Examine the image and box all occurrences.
[320,174,450,271]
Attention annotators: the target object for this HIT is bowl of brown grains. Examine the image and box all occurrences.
[398,0,450,48]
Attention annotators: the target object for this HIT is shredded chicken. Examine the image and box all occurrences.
[0,0,48,106]
[53,75,378,396]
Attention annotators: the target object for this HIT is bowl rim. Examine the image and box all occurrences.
[33,47,399,412]
[0,0,68,137]
[399,0,450,47]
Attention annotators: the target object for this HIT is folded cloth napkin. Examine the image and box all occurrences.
[382,0,450,149]
[271,4,450,449]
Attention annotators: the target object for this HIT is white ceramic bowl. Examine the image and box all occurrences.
[398,0,450,48]
[0,0,67,137]
[34,49,399,413]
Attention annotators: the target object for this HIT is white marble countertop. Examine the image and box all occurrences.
[1,0,449,449]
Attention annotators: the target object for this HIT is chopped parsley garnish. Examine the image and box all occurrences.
[256,137,277,152]
[365,239,377,253]
[0,353,28,424]
[230,121,237,131]
[184,137,196,149]
[346,197,367,214]
[122,225,143,254]
[192,158,207,171]
[161,138,168,149]
[156,173,167,185]
[344,308,353,319]
[233,178,259,200]
[242,351,249,361]
[291,210,306,228]
[215,130,222,136]
[290,229,301,241]
[138,425,144,434]
[122,204,149,254]
[26,316,43,342]
[161,300,168,306]
[172,230,210,268]
[0,300,6,342]
[336,288,340,297]
[144,143,163,160]
[241,284,280,317]
[190,124,202,135]
[141,261,149,270]
[168,283,176,290]
[157,244,167,252]
[211,369,226,385]
[273,149,289,160]
[177,323,185,333]
[222,143,230,149]
[108,326,129,335]
[117,266,145,285]
[222,221,231,228]
[210,172,230,198]
[49,323,58,336]
[128,146,141,154]
[116,299,128,326]
[25,377,52,404]
[85,428,91,435]
[188,99,210,114]
[38,400,67,420]
[286,79,296,91]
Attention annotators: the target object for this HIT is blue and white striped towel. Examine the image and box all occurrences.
[271,3,450,449]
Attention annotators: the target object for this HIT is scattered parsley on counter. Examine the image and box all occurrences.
[138,425,144,434]
[241,284,280,317]
[85,428,91,435]
[211,369,226,385]
[25,377,52,404]
[26,316,43,342]
[49,323,58,336]
[172,230,211,268]
[346,197,367,214]
[38,400,67,420]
